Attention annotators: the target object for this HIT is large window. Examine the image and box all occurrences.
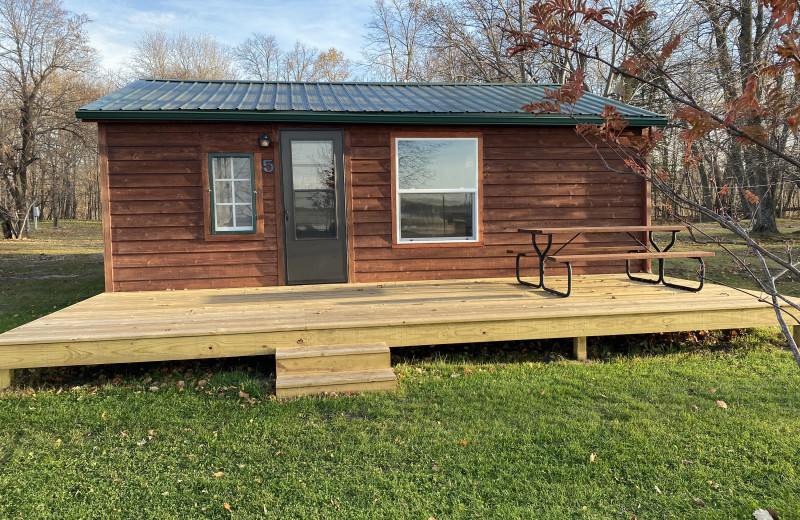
[395,137,479,243]
[208,154,256,234]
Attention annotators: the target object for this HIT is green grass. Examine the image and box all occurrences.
[0,220,104,333]
[1,343,798,519]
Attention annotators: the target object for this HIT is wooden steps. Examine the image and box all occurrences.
[275,343,396,398]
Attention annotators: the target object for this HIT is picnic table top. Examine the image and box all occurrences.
[518,225,688,235]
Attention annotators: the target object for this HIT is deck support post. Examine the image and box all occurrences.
[0,369,13,390]
[573,337,587,362]
[793,326,800,350]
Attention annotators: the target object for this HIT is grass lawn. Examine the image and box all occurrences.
[1,220,800,518]
[1,342,799,518]
[0,220,104,333]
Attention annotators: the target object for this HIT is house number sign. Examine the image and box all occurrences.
[262,159,274,173]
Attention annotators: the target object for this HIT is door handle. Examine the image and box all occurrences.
[284,209,289,222]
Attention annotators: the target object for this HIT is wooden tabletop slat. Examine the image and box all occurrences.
[518,225,688,234]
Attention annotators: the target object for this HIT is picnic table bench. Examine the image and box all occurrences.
[514,225,715,297]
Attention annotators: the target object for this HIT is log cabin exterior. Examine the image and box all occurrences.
[76,80,667,292]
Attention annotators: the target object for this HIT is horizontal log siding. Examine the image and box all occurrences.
[101,122,646,290]
[349,126,646,282]
[104,122,280,291]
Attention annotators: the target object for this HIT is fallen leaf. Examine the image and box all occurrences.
[716,400,728,409]
[149,386,159,393]
[590,452,596,463]
[136,438,147,446]
[654,485,662,495]
[239,391,250,399]
[694,498,706,507]
[198,379,207,386]
[460,439,468,446]
[710,388,717,393]
[691,404,699,410]
[101,411,108,420]
[213,472,225,478]
[432,463,441,472]
[223,502,231,512]
[177,381,185,391]
[753,509,775,520]
[541,390,546,396]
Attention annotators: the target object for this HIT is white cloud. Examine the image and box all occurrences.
[63,0,374,71]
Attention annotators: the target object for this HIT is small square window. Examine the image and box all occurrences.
[395,138,479,243]
[209,154,256,234]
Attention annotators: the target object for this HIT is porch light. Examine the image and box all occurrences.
[258,133,272,147]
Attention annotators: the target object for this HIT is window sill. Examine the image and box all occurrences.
[393,240,483,249]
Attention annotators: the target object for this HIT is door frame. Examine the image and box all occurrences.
[279,129,348,285]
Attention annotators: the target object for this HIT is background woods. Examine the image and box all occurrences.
[1,0,798,238]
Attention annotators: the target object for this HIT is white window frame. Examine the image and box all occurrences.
[395,137,480,244]
[209,153,256,234]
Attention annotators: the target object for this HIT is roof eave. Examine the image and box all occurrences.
[75,109,668,127]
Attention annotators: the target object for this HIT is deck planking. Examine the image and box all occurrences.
[0,275,792,372]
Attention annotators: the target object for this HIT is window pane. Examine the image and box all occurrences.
[210,154,254,233]
[235,206,253,228]
[397,139,477,190]
[295,190,336,239]
[232,157,251,179]
[234,181,252,203]
[215,205,233,229]
[212,157,233,180]
[400,193,474,239]
[291,141,334,190]
[214,181,232,204]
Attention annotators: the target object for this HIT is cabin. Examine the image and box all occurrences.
[74,79,666,292]
[12,80,785,398]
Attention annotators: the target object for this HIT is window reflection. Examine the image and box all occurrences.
[291,140,337,239]
[400,193,474,239]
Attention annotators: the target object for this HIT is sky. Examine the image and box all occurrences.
[61,0,375,72]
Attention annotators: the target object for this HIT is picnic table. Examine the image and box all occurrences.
[514,225,715,297]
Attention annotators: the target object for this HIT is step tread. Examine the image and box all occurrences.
[276,343,389,360]
[276,368,397,389]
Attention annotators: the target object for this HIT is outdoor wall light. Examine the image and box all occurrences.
[258,133,272,147]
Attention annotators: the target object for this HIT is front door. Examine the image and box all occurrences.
[280,130,347,284]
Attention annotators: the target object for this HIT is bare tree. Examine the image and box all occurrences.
[0,0,95,238]
[127,29,235,80]
[283,41,320,81]
[363,0,433,81]
[234,33,284,80]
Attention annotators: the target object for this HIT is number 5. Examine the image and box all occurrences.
[262,159,274,173]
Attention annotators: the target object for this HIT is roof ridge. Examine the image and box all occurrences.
[138,78,566,88]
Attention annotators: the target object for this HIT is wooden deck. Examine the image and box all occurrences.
[0,275,792,382]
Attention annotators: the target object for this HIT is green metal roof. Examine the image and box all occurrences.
[76,79,667,127]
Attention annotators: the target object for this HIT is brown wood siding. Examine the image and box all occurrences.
[104,122,281,291]
[348,125,646,282]
[99,121,647,291]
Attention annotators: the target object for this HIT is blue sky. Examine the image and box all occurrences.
[62,0,375,71]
